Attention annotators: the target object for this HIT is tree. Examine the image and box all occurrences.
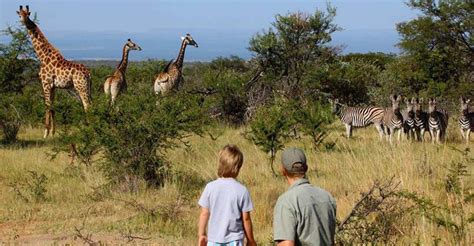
[396,0,473,99]
[0,21,41,143]
[249,5,340,99]
[245,104,291,175]
[53,90,207,188]
[0,20,38,93]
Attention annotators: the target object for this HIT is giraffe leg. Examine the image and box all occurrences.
[104,77,111,96]
[76,78,92,111]
[42,82,55,138]
[110,82,119,105]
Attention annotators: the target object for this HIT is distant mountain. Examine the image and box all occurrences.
[1,28,401,61]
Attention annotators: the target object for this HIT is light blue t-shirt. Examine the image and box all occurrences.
[198,178,254,243]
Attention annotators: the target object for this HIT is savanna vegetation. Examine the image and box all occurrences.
[1,0,472,244]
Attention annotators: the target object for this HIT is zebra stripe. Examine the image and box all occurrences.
[428,103,449,143]
[429,109,449,131]
[458,100,474,142]
[331,101,385,139]
[339,106,385,127]
[383,95,404,143]
[402,109,415,136]
[458,113,474,131]
[383,108,403,130]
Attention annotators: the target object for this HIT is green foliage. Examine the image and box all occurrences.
[398,148,473,243]
[53,89,207,188]
[249,5,340,99]
[184,56,251,125]
[0,22,42,143]
[308,58,382,105]
[292,102,334,149]
[9,171,49,203]
[342,52,396,70]
[0,21,38,94]
[337,178,411,244]
[0,103,21,144]
[395,0,473,101]
[245,104,292,175]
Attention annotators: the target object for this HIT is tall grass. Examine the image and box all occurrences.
[0,124,472,244]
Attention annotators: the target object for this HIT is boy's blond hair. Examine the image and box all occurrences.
[218,144,244,178]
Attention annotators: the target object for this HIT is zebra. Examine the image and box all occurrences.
[329,99,385,139]
[383,95,404,143]
[413,97,429,142]
[402,97,416,141]
[459,97,474,143]
[428,98,449,144]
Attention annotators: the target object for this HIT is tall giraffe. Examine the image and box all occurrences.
[17,5,92,138]
[104,39,142,104]
[154,34,198,95]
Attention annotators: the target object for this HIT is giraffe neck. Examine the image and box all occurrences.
[117,45,130,73]
[25,17,63,63]
[174,40,188,70]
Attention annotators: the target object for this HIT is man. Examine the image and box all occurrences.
[273,148,337,246]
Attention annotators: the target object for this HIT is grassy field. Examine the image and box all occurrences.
[0,124,472,245]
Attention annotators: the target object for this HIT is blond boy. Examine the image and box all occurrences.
[198,145,257,246]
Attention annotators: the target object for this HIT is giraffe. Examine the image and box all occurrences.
[154,33,198,95]
[104,39,142,104]
[16,5,92,138]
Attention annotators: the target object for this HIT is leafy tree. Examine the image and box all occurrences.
[292,101,334,149]
[396,0,473,99]
[342,52,396,70]
[306,58,382,105]
[0,23,38,93]
[249,5,340,99]
[245,104,291,175]
[0,21,42,142]
[53,90,206,188]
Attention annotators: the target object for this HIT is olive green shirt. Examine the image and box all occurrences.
[273,178,337,246]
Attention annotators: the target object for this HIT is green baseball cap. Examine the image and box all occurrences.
[281,147,307,173]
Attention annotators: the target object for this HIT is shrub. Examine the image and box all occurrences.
[398,148,473,244]
[9,171,49,203]
[53,89,206,189]
[245,104,291,175]
[292,101,334,149]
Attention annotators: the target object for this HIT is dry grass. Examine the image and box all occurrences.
[0,124,472,245]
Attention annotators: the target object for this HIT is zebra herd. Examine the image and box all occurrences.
[330,96,474,144]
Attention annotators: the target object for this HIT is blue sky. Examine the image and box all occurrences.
[0,0,418,60]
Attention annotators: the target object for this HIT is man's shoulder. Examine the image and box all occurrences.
[276,188,296,206]
[290,183,336,205]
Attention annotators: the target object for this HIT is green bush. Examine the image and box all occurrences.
[292,101,334,149]
[245,104,291,175]
[53,89,207,189]
[9,171,49,203]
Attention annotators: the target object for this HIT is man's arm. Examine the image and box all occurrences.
[277,241,295,246]
[198,207,210,246]
[242,211,257,246]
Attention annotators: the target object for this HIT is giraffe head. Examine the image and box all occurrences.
[404,97,415,118]
[16,5,31,24]
[390,94,402,113]
[181,33,199,48]
[428,98,437,114]
[460,96,470,115]
[125,38,142,51]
